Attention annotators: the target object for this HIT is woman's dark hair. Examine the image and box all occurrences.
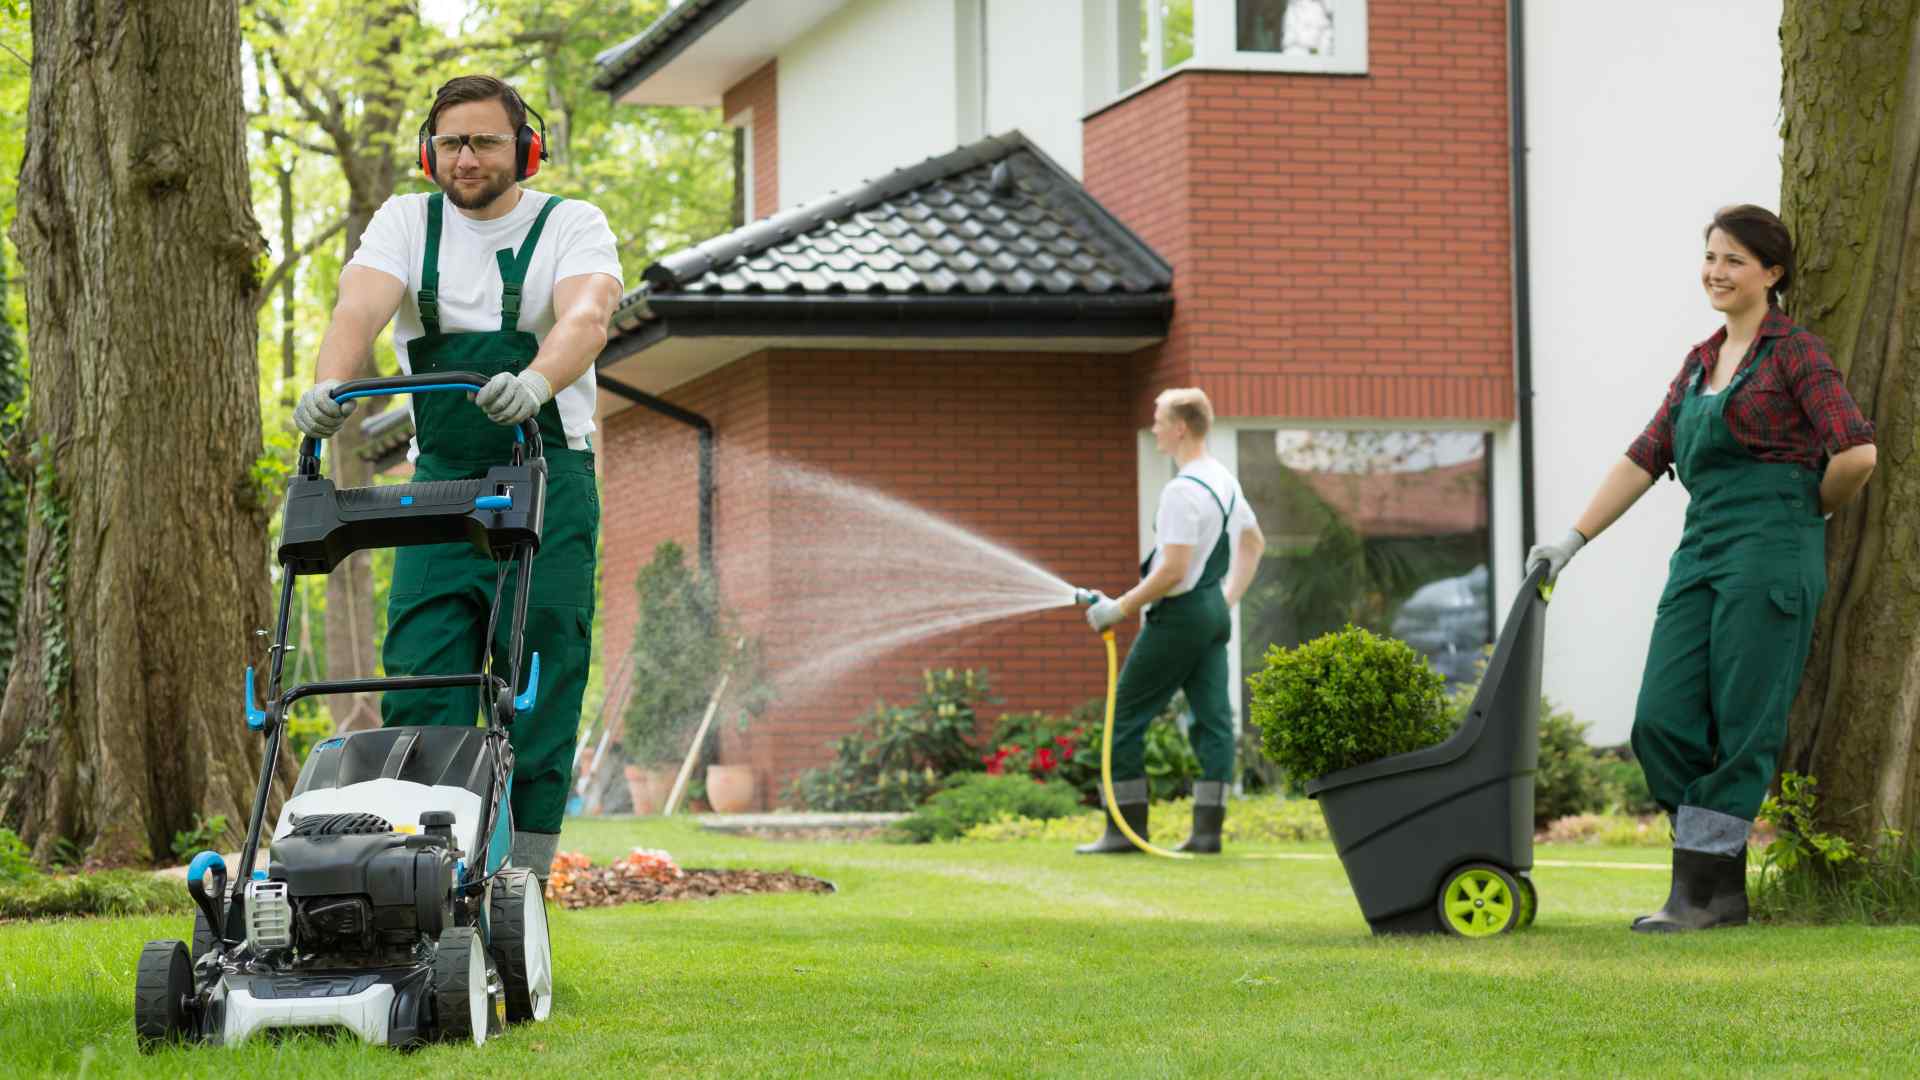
[425,74,527,137]
[1704,204,1794,309]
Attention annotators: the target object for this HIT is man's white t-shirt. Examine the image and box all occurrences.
[1148,456,1260,599]
[348,190,624,459]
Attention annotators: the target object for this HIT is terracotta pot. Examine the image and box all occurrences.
[642,766,678,814]
[706,764,757,814]
[623,764,656,816]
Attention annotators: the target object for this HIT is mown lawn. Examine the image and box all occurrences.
[3,815,1917,1078]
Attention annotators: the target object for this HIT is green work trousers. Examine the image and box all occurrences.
[1110,586,1236,783]
[382,449,599,833]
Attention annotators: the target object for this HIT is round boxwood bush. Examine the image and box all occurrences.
[1249,625,1455,783]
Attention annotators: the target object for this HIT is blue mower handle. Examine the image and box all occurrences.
[296,371,544,477]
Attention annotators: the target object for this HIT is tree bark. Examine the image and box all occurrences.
[1782,0,1920,842]
[0,0,274,863]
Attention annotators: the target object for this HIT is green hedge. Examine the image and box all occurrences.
[0,870,194,920]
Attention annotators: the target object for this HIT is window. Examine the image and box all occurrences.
[1106,0,1367,101]
[1235,428,1493,699]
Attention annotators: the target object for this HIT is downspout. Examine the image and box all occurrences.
[597,373,715,580]
[1508,0,1537,555]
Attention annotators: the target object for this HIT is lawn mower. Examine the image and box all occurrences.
[135,373,553,1049]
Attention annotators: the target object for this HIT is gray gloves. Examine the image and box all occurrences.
[475,370,553,426]
[1525,527,1587,584]
[293,379,354,438]
[1084,592,1126,633]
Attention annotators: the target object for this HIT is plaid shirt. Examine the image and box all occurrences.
[1627,309,1875,480]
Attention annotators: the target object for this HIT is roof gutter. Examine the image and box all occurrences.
[592,0,751,99]
[1508,0,1537,554]
[595,372,716,581]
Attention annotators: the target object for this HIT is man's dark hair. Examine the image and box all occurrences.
[426,74,527,136]
[1704,204,1795,310]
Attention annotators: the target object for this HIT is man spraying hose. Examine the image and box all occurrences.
[292,75,623,884]
[1080,388,1266,854]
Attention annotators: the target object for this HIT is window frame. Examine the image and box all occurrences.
[1095,0,1370,115]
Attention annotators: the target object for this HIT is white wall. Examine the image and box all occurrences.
[1525,0,1783,744]
[778,0,962,209]
[984,0,1087,176]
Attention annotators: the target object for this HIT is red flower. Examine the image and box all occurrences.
[1034,746,1057,773]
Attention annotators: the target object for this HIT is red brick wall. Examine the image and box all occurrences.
[1083,0,1513,425]
[722,61,779,219]
[595,348,1141,807]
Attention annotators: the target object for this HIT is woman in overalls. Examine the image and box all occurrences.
[1527,205,1876,931]
[1082,388,1266,854]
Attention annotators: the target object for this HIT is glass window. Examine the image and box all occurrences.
[1237,428,1494,704]
[1161,1,1196,69]
[1236,0,1334,57]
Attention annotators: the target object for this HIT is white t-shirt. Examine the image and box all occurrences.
[348,190,624,459]
[1148,456,1260,599]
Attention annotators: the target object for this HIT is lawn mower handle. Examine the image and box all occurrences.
[295,371,545,476]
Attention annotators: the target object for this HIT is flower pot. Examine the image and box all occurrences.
[623,764,656,816]
[642,766,677,814]
[706,764,757,813]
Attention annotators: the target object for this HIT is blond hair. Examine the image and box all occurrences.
[1155,387,1214,438]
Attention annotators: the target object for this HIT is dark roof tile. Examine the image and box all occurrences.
[613,131,1171,322]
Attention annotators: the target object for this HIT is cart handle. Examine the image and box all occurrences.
[295,371,544,476]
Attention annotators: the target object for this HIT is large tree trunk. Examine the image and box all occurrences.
[0,0,274,863]
[1782,0,1920,843]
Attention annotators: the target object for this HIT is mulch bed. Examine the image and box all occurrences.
[545,849,833,910]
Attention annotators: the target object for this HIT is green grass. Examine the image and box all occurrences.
[3,817,1918,1077]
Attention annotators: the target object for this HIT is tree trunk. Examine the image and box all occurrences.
[1781,0,1920,843]
[0,0,274,864]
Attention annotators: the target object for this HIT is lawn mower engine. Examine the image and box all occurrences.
[259,811,463,962]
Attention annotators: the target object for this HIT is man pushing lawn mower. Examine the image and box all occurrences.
[296,74,623,881]
[1079,388,1266,855]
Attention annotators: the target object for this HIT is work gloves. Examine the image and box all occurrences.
[475,370,553,427]
[1525,527,1587,585]
[294,378,354,438]
[1084,592,1126,633]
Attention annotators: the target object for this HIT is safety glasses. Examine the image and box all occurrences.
[428,132,515,157]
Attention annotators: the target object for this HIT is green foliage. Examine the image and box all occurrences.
[0,244,24,692]
[1248,625,1453,783]
[1598,755,1659,816]
[1753,772,1920,924]
[894,773,1084,844]
[0,826,33,883]
[623,541,769,766]
[984,697,1200,805]
[0,869,194,920]
[787,668,996,812]
[961,796,1330,845]
[168,814,231,863]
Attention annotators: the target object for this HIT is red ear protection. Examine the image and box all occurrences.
[418,85,549,183]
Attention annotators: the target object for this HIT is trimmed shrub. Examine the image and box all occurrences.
[1249,625,1453,783]
[788,669,995,812]
[1532,702,1614,827]
[894,773,1084,843]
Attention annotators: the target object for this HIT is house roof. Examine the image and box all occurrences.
[604,130,1172,351]
[590,0,742,99]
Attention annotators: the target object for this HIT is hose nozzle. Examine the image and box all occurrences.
[1073,588,1100,607]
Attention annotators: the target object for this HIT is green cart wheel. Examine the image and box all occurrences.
[1516,875,1538,929]
[1437,862,1522,938]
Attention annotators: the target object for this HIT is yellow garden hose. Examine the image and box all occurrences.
[1097,630,1190,860]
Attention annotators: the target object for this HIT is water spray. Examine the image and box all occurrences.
[1072,586,1189,860]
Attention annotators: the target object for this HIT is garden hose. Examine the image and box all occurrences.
[1097,630,1190,860]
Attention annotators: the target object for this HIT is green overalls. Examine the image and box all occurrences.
[1630,335,1824,841]
[381,192,600,836]
[1109,475,1237,783]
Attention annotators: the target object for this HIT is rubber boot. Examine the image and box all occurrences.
[1076,778,1149,855]
[1176,780,1227,854]
[1631,846,1748,932]
[512,830,560,884]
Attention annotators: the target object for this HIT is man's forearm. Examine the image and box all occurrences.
[314,308,381,383]
[526,313,609,395]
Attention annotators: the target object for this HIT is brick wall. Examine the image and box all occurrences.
[722,61,779,219]
[1083,0,1513,425]
[595,347,1141,806]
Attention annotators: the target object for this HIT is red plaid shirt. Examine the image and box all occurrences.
[1627,309,1875,480]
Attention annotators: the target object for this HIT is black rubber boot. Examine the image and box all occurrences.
[1176,780,1227,854]
[1631,846,1748,932]
[1076,778,1149,855]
